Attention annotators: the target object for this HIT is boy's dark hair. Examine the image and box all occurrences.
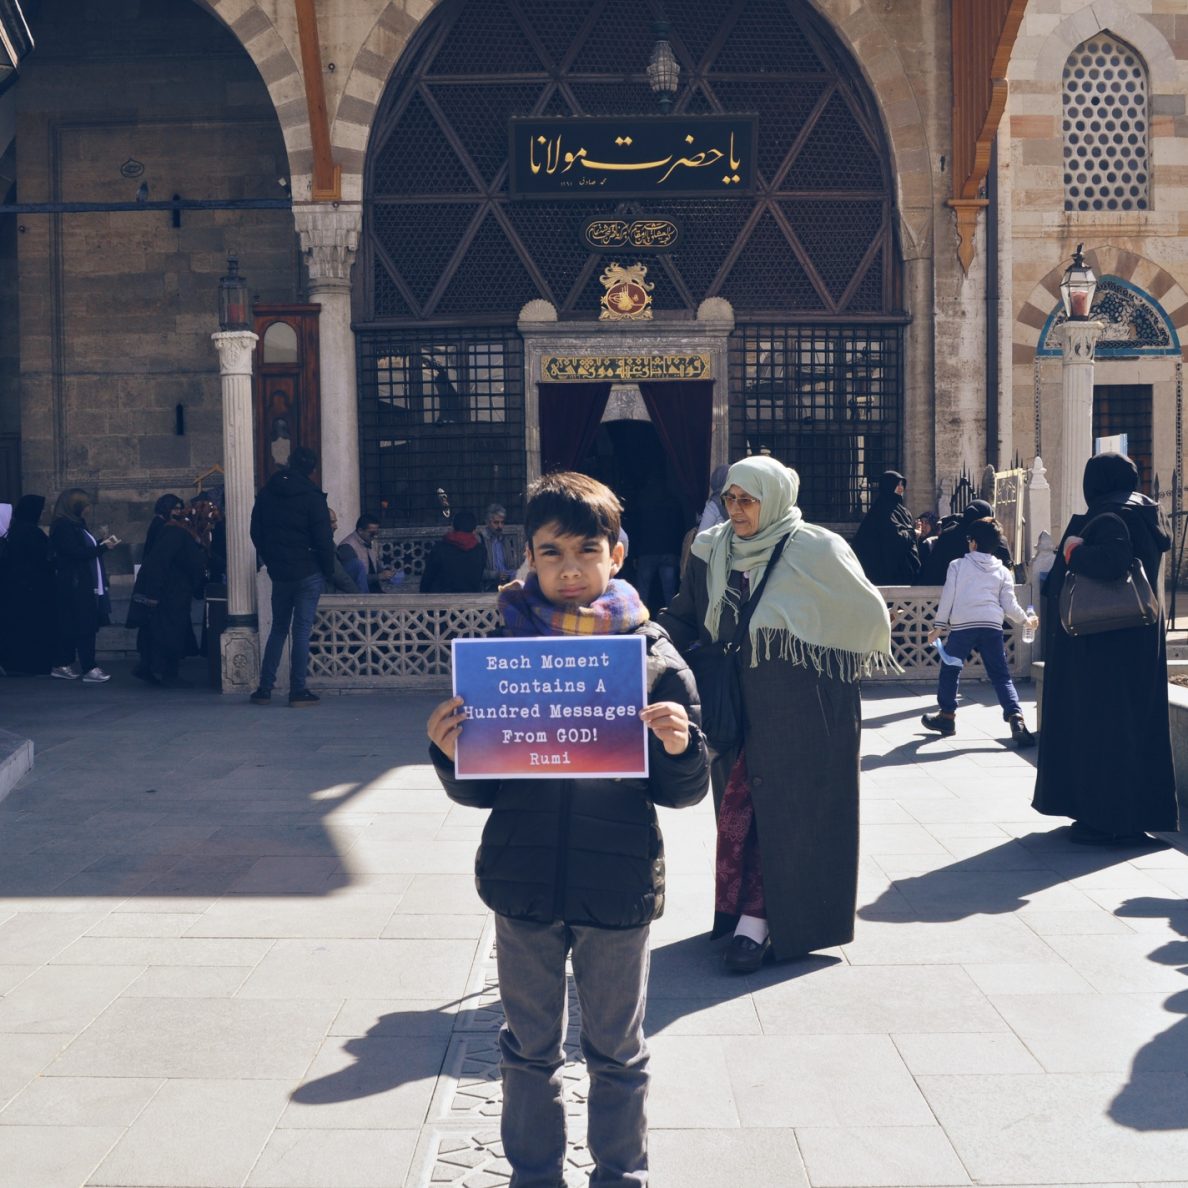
[453,510,477,533]
[356,512,380,531]
[288,447,318,477]
[966,519,1000,553]
[524,471,622,549]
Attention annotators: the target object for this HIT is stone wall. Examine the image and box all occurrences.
[1005,2,1188,529]
[14,0,297,563]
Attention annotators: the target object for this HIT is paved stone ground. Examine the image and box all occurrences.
[2,661,1187,1188]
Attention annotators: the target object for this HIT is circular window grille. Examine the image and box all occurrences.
[1062,35,1149,212]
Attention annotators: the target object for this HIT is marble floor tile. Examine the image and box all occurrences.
[88,1078,291,1188]
[245,1128,419,1187]
[48,997,339,1080]
[794,1124,971,1187]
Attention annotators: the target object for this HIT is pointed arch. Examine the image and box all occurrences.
[1015,246,1188,362]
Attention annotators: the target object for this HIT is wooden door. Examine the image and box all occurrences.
[253,305,321,489]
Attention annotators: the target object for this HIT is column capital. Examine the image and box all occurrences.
[294,203,362,290]
[1059,319,1105,363]
[211,330,259,377]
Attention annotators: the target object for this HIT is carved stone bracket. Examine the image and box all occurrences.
[294,204,362,289]
[947,197,989,275]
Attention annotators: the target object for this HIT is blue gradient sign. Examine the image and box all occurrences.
[451,636,649,780]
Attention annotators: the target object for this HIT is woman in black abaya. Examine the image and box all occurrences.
[1033,452,1177,843]
[0,495,55,675]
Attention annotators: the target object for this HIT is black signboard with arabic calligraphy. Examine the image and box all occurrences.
[581,217,682,253]
[509,115,756,199]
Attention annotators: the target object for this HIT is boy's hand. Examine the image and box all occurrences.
[927,627,942,644]
[640,701,691,756]
[427,696,466,761]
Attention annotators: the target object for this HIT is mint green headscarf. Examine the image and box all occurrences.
[691,456,895,680]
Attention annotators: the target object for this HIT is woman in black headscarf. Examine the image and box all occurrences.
[143,493,184,559]
[0,495,56,675]
[1033,452,1177,843]
[850,470,920,585]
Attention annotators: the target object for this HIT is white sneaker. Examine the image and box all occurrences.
[50,665,79,680]
[80,667,111,684]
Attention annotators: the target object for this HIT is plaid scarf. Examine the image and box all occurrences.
[497,575,649,638]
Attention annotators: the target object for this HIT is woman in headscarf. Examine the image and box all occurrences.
[1033,452,1177,844]
[0,495,55,675]
[660,456,895,971]
[128,503,208,687]
[850,469,920,585]
[49,488,118,683]
[143,493,184,560]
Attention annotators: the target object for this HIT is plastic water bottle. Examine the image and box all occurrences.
[1021,605,1036,644]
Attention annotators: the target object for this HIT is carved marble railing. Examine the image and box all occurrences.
[882,585,1032,681]
[306,585,1034,691]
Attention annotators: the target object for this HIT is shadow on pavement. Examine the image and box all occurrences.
[1109,896,1188,1132]
[290,996,481,1106]
[857,830,1165,921]
[0,667,442,900]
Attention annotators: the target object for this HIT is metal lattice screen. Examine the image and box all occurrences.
[730,324,905,523]
[358,328,526,525]
[361,0,899,324]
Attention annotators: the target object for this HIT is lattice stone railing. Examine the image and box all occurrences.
[306,585,1034,691]
[884,585,1030,680]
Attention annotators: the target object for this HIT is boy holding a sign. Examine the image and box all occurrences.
[428,471,709,1188]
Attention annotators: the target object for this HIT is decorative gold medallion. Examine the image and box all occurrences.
[599,261,654,320]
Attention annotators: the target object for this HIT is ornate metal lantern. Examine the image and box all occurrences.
[217,254,251,331]
[1060,244,1098,321]
[646,20,680,113]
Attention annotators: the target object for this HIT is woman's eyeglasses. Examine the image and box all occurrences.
[722,493,759,509]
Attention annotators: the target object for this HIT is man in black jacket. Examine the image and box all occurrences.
[248,447,334,706]
[918,498,1012,585]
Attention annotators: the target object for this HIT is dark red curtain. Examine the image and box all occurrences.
[538,383,612,476]
[638,381,714,511]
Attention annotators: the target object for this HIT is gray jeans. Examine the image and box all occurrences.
[494,915,651,1188]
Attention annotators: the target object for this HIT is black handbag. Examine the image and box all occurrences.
[687,533,789,754]
[1059,558,1158,636]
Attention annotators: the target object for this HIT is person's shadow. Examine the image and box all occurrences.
[291,995,481,1106]
[1108,896,1188,1131]
[858,830,1164,922]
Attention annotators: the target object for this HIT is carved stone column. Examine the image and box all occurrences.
[1058,320,1104,528]
[295,204,362,529]
[211,329,260,693]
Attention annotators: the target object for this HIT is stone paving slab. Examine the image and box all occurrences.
[1,663,1187,1186]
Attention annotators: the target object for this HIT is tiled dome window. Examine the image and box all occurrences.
[1062,35,1149,212]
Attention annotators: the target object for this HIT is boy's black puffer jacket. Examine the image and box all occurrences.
[431,620,709,928]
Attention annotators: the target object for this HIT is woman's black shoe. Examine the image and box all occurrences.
[132,666,161,686]
[723,934,771,974]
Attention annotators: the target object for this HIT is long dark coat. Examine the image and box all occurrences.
[660,555,861,958]
[1033,495,1177,834]
[50,517,110,665]
[0,516,55,674]
[129,523,208,668]
[851,495,919,585]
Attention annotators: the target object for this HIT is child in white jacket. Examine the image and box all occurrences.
[923,519,1038,746]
